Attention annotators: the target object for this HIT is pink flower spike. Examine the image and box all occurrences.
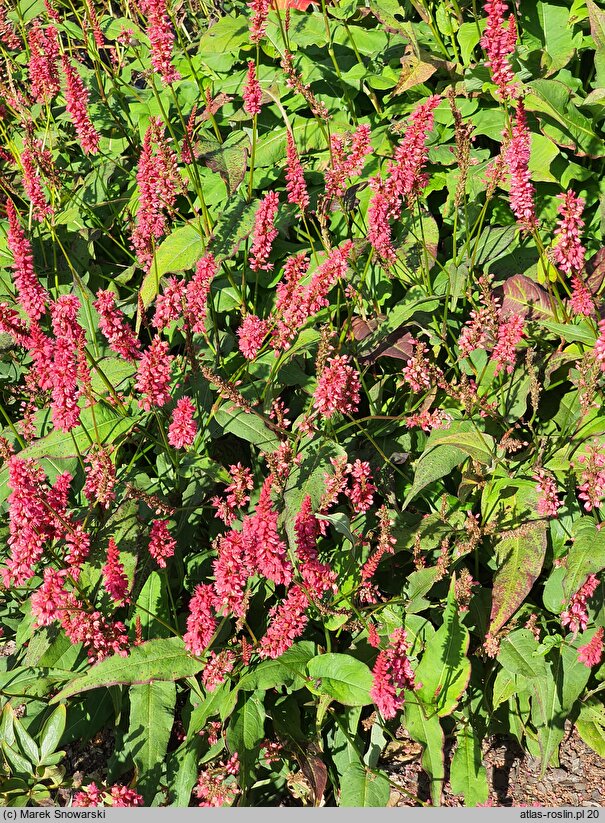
[6,200,48,321]
[148,519,176,568]
[491,314,524,375]
[534,469,561,518]
[135,337,173,410]
[183,583,217,656]
[314,354,361,419]
[578,627,604,668]
[28,23,60,102]
[102,538,130,604]
[168,397,197,449]
[561,574,600,637]
[285,131,309,213]
[237,314,269,360]
[248,0,270,43]
[250,192,279,272]
[258,585,309,659]
[243,61,262,116]
[554,190,586,276]
[569,274,594,317]
[504,102,537,231]
[94,289,141,361]
[61,56,100,155]
[140,0,180,85]
[481,0,518,100]
[186,254,217,334]
[370,629,416,719]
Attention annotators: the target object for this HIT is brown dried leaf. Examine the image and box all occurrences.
[392,52,438,96]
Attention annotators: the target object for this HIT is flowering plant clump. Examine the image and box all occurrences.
[0,0,604,809]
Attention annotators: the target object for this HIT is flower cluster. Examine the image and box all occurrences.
[370,629,417,719]
[561,574,599,637]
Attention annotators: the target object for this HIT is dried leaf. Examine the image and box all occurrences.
[392,51,438,96]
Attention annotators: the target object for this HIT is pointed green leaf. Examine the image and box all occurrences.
[415,582,471,716]
[307,654,373,707]
[39,705,66,761]
[498,629,549,680]
[140,223,204,308]
[226,693,265,787]
[404,697,444,806]
[339,762,390,807]
[562,518,605,601]
[51,638,203,702]
[127,681,176,803]
[576,699,605,757]
[449,725,488,806]
[237,641,315,692]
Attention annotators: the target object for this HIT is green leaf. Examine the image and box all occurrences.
[339,762,390,807]
[167,737,204,807]
[13,717,40,765]
[404,697,444,807]
[489,520,547,635]
[38,706,66,761]
[127,681,176,804]
[237,641,315,692]
[562,518,605,601]
[213,406,280,450]
[425,430,495,465]
[0,667,71,698]
[208,196,259,262]
[415,581,471,716]
[187,681,232,735]
[133,572,173,641]
[307,654,373,706]
[140,223,204,309]
[226,693,265,787]
[197,14,248,55]
[402,421,487,508]
[525,79,604,158]
[449,725,488,807]
[520,1,581,75]
[473,225,517,267]
[51,638,204,702]
[254,120,325,168]
[497,629,549,680]
[576,699,605,757]
[531,645,590,772]
[2,742,33,775]
[4,403,132,462]
[539,320,596,345]
[491,669,520,708]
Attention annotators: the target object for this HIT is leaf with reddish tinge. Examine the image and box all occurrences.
[291,739,327,806]
[352,316,415,364]
[198,132,250,197]
[489,521,547,635]
[586,248,605,297]
[499,274,554,321]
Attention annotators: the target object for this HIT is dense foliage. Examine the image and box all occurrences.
[1,0,605,807]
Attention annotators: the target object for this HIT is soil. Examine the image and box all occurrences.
[384,723,605,808]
